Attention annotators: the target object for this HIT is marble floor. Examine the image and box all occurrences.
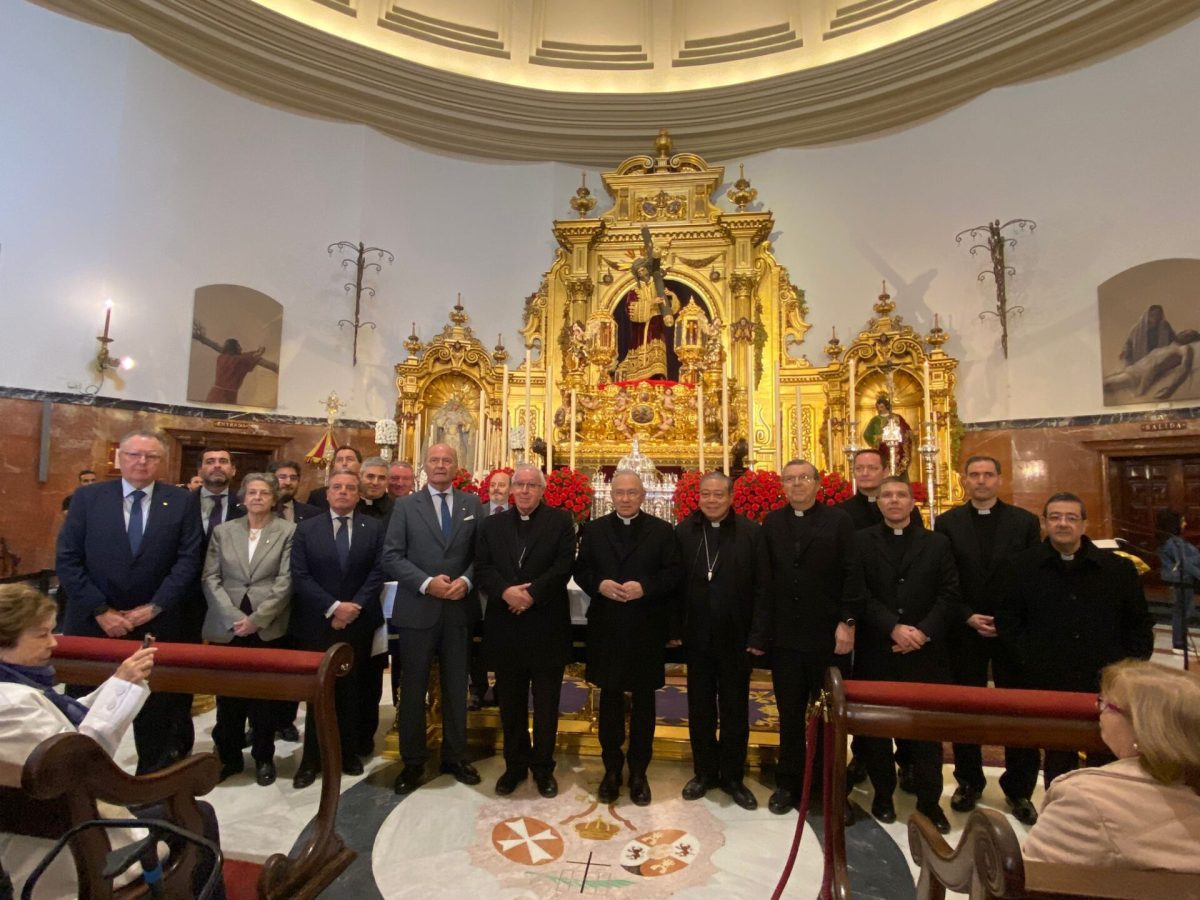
[106,623,1188,898]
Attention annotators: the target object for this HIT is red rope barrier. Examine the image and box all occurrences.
[771,711,821,900]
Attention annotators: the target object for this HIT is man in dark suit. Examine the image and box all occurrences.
[856,476,957,833]
[269,459,320,524]
[934,454,1041,821]
[383,443,484,795]
[306,446,361,510]
[675,472,761,811]
[838,448,886,530]
[357,456,393,520]
[185,447,247,631]
[289,470,385,788]
[471,468,513,709]
[476,462,575,798]
[55,429,203,773]
[751,458,864,816]
[996,492,1153,814]
[574,470,681,806]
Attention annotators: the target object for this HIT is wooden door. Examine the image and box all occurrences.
[1110,454,1200,579]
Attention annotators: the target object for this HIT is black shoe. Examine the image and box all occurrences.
[917,803,951,834]
[897,765,917,795]
[871,796,897,823]
[276,724,300,743]
[768,788,798,815]
[721,780,758,811]
[342,756,364,777]
[1007,796,1038,825]
[846,757,868,787]
[597,769,621,803]
[218,759,244,783]
[255,761,277,787]
[682,775,718,801]
[534,773,558,798]
[292,766,317,789]
[394,765,424,795]
[950,784,981,813]
[628,773,651,806]
[441,761,482,786]
[495,769,526,796]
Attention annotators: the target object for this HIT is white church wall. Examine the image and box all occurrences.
[1,1,1197,424]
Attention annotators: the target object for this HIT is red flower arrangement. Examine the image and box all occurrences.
[450,467,479,495]
[911,480,928,505]
[816,471,853,506]
[543,467,594,525]
[732,469,786,524]
[480,467,513,504]
[672,470,703,521]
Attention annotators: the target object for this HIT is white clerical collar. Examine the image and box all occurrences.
[866,495,878,504]
[617,513,637,525]
[520,514,531,521]
[892,527,905,535]
[709,520,721,528]
[1060,553,1075,561]
[976,507,991,515]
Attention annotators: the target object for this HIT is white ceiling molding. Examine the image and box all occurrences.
[31,0,1200,165]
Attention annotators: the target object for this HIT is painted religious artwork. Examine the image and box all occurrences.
[188,284,281,409]
[1099,259,1200,406]
[423,372,482,467]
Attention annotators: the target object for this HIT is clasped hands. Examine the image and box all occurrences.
[96,604,157,637]
[331,601,362,630]
[428,574,469,601]
[891,623,929,654]
[503,583,533,615]
[598,579,645,603]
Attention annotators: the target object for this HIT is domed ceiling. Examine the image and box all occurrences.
[35,0,1200,164]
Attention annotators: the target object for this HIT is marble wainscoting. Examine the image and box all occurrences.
[0,391,374,573]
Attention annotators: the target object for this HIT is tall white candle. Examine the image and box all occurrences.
[524,347,532,464]
[413,412,422,466]
[501,366,509,465]
[847,357,857,442]
[545,361,554,471]
[794,386,803,461]
[476,388,486,474]
[569,389,578,470]
[923,358,933,421]
[826,409,833,472]
[721,364,730,474]
[697,381,705,471]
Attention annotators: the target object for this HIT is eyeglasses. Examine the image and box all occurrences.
[512,481,541,490]
[1096,696,1125,716]
[120,451,162,462]
[1046,513,1083,524]
[782,474,816,484]
[611,490,642,498]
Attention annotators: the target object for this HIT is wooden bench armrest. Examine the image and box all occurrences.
[909,808,1025,899]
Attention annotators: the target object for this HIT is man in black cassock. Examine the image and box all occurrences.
[574,470,681,806]
[476,463,575,799]
[838,448,887,530]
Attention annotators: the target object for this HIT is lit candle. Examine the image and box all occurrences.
[524,347,532,464]
[924,358,933,421]
[569,389,578,471]
[721,363,730,474]
[102,299,112,340]
[697,381,705,471]
[501,366,509,464]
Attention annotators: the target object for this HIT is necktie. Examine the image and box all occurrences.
[335,516,350,568]
[438,493,452,540]
[128,490,145,556]
[208,494,224,534]
[491,504,505,516]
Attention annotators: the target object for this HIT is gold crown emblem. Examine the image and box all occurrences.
[575,816,620,841]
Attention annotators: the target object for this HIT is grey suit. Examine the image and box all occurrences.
[200,515,296,766]
[201,517,296,643]
[383,486,483,766]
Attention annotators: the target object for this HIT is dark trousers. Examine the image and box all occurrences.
[396,619,471,767]
[469,623,491,700]
[686,640,751,782]
[496,663,563,777]
[212,634,282,765]
[598,688,656,775]
[862,736,943,807]
[134,691,195,775]
[771,647,833,792]
[1004,747,1114,797]
[299,635,374,766]
[949,630,1027,796]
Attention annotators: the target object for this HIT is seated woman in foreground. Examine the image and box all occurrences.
[0,584,224,899]
[1023,659,1200,872]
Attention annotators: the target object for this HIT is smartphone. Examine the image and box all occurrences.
[141,633,155,648]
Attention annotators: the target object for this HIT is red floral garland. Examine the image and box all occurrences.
[543,467,594,525]
[911,480,928,504]
[479,467,514,504]
[672,470,703,521]
[816,471,853,505]
[732,469,786,524]
[450,467,480,495]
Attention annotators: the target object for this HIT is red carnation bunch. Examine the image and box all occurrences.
[543,467,594,525]
[672,471,703,521]
[451,467,480,495]
[732,469,786,524]
[480,467,514,504]
[817,471,853,505]
[911,480,928,504]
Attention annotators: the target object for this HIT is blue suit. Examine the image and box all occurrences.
[290,511,385,763]
[55,478,203,772]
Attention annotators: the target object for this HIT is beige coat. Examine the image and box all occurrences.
[1023,756,1200,873]
[201,516,295,643]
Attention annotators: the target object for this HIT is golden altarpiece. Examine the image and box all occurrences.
[392,130,963,510]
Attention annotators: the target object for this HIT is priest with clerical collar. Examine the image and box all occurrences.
[574,470,681,807]
[674,472,762,811]
[854,475,958,833]
[838,448,887,530]
[476,463,575,799]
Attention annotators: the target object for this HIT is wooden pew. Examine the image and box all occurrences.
[1,637,356,900]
